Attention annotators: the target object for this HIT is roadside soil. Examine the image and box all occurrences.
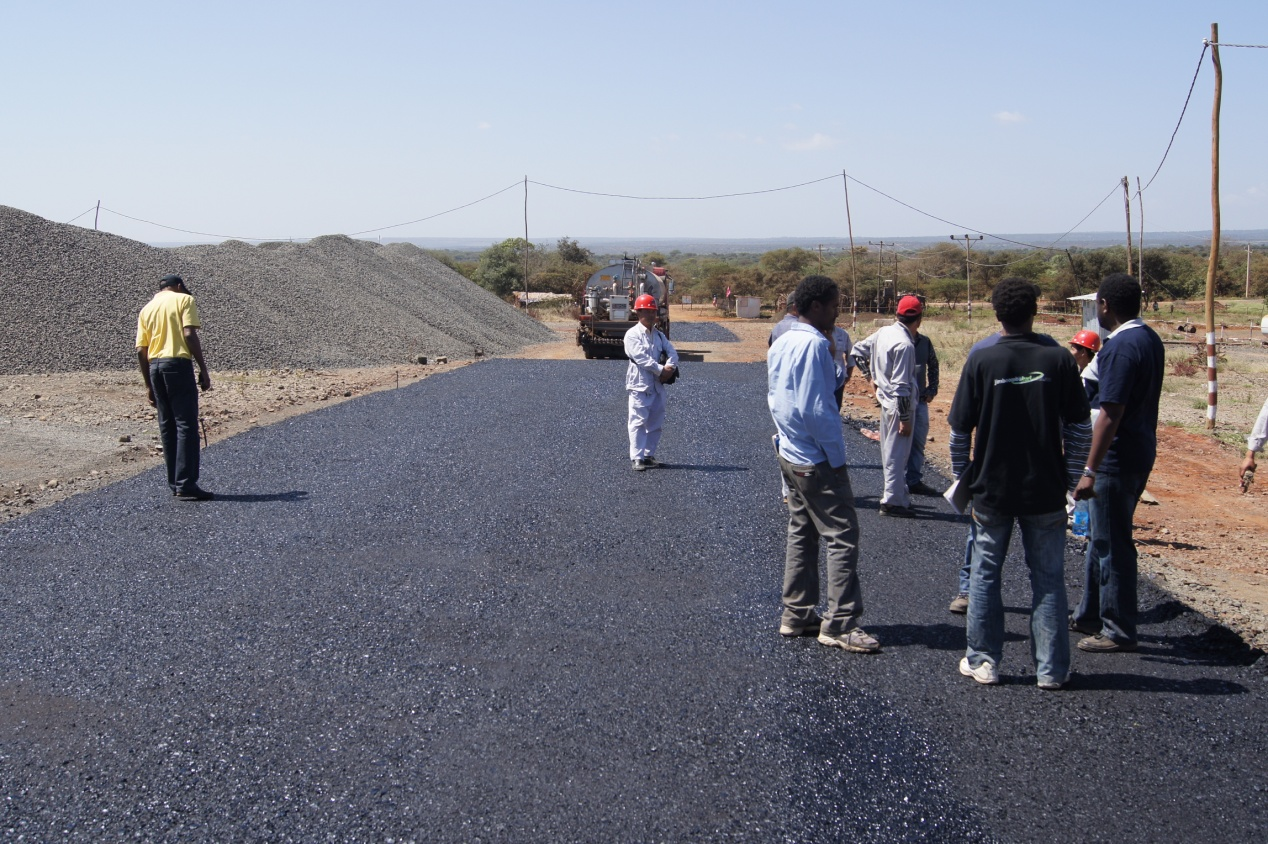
[4,306,1265,651]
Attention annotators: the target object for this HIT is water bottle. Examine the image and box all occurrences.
[1071,500,1089,537]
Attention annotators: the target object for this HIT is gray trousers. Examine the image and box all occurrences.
[879,405,913,507]
[778,454,864,635]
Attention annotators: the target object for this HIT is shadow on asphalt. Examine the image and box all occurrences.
[1068,672,1248,695]
[865,622,1025,651]
[661,464,749,472]
[205,490,310,503]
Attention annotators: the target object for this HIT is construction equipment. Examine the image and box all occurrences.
[576,256,672,359]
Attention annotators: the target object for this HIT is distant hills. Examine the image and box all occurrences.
[150,230,1268,254]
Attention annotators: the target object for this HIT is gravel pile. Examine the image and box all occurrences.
[0,205,554,374]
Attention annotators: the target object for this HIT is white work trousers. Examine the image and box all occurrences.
[628,388,666,460]
[879,405,913,507]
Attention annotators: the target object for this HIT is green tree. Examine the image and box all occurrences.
[556,237,593,265]
[474,238,538,297]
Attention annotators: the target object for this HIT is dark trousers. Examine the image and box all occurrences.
[778,454,864,635]
[1073,470,1150,644]
[150,358,200,494]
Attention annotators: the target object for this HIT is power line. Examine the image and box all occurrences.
[63,206,98,225]
[349,181,522,235]
[527,174,840,200]
[1140,43,1209,194]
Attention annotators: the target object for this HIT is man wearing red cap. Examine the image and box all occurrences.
[624,294,678,471]
[863,295,923,516]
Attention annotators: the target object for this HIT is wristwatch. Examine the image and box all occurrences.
[1082,466,1096,478]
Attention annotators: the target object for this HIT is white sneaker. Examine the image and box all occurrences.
[959,656,999,685]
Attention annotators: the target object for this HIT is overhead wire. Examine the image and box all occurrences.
[1139,42,1208,195]
[64,206,97,225]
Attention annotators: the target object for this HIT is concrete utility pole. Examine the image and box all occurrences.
[950,234,984,320]
[1246,243,1253,299]
[869,240,894,312]
[817,244,825,273]
[1122,176,1134,275]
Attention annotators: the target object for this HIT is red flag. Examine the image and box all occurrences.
[726,286,732,298]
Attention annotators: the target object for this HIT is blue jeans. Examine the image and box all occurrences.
[150,357,201,494]
[1073,470,1150,644]
[905,400,930,487]
[965,505,1070,685]
[957,521,974,596]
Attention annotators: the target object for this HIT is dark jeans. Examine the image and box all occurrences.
[1073,470,1150,644]
[778,454,864,635]
[150,357,201,494]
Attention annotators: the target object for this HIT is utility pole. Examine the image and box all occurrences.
[93,200,100,230]
[1122,176,1133,275]
[1204,23,1222,430]
[817,243,825,273]
[1246,243,1252,299]
[869,240,894,312]
[842,171,859,328]
[950,234,984,320]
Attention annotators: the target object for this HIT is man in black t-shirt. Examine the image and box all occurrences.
[949,279,1091,690]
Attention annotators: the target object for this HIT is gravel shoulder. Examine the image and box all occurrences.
[3,306,1266,652]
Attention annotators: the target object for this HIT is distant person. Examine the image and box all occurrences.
[830,322,853,410]
[849,295,921,517]
[905,306,940,496]
[1070,329,1102,420]
[1240,396,1268,491]
[1071,274,1165,653]
[768,300,799,347]
[768,275,879,654]
[135,274,214,500]
[624,294,678,471]
[949,279,1091,689]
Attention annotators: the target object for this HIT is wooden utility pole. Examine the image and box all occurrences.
[869,240,895,312]
[951,234,984,320]
[523,176,530,312]
[1205,24,1222,430]
[842,171,859,327]
[1246,243,1252,299]
[1137,177,1146,301]
[1122,176,1133,275]
[817,244,825,273]
[93,200,100,230]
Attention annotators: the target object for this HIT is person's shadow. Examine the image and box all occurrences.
[208,490,310,503]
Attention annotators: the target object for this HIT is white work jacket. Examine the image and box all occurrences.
[624,322,679,393]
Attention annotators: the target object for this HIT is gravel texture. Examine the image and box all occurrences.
[0,205,554,375]
[671,322,740,343]
[0,361,1263,841]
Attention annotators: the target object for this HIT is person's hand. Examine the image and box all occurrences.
[1074,475,1096,501]
[1240,454,1256,478]
[899,419,912,437]
[658,365,676,384]
[145,387,156,407]
[198,370,212,392]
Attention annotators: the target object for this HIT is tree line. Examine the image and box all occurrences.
[427,238,1268,309]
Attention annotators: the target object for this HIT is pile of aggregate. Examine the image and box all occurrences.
[0,204,555,374]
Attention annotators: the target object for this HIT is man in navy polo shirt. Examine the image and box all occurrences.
[1071,274,1165,652]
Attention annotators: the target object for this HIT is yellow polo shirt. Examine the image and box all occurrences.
[136,290,201,360]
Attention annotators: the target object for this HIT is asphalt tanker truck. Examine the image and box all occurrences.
[576,257,673,359]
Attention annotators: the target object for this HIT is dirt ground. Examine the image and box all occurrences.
[3,305,1265,651]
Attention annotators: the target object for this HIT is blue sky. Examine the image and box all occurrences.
[3,1,1267,245]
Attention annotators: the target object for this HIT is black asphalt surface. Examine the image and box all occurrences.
[1,360,1264,842]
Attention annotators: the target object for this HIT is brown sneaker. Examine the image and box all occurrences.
[1077,634,1138,653]
[817,628,881,653]
[948,593,969,614]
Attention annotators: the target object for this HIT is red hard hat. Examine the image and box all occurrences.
[634,294,657,311]
[1071,329,1101,353]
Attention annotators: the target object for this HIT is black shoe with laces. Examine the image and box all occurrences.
[176,486,215,501]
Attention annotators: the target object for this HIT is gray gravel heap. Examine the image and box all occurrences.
[0,205,554,374]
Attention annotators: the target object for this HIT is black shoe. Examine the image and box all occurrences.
[879,503,916,518]
[1068,615,1100,636]
[643,456,662,468]
[176,486,215,501]
[631,458,650,472]
[908,481,942,496]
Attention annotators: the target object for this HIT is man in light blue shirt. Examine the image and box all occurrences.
[768,275,879,654]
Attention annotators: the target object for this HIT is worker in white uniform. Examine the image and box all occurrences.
[624,294,679,471]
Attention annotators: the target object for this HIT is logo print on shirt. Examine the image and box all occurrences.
[993,371,1047,386]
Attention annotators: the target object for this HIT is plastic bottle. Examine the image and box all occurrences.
[1071,500,1089,537]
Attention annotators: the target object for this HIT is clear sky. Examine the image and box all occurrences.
[3,1,1267,245]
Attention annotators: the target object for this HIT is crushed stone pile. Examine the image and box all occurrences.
[0,205,555,374]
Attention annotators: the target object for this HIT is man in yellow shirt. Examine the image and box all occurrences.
[136,274,214,500]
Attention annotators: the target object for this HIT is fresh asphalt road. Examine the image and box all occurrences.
[1,359,1264,842]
